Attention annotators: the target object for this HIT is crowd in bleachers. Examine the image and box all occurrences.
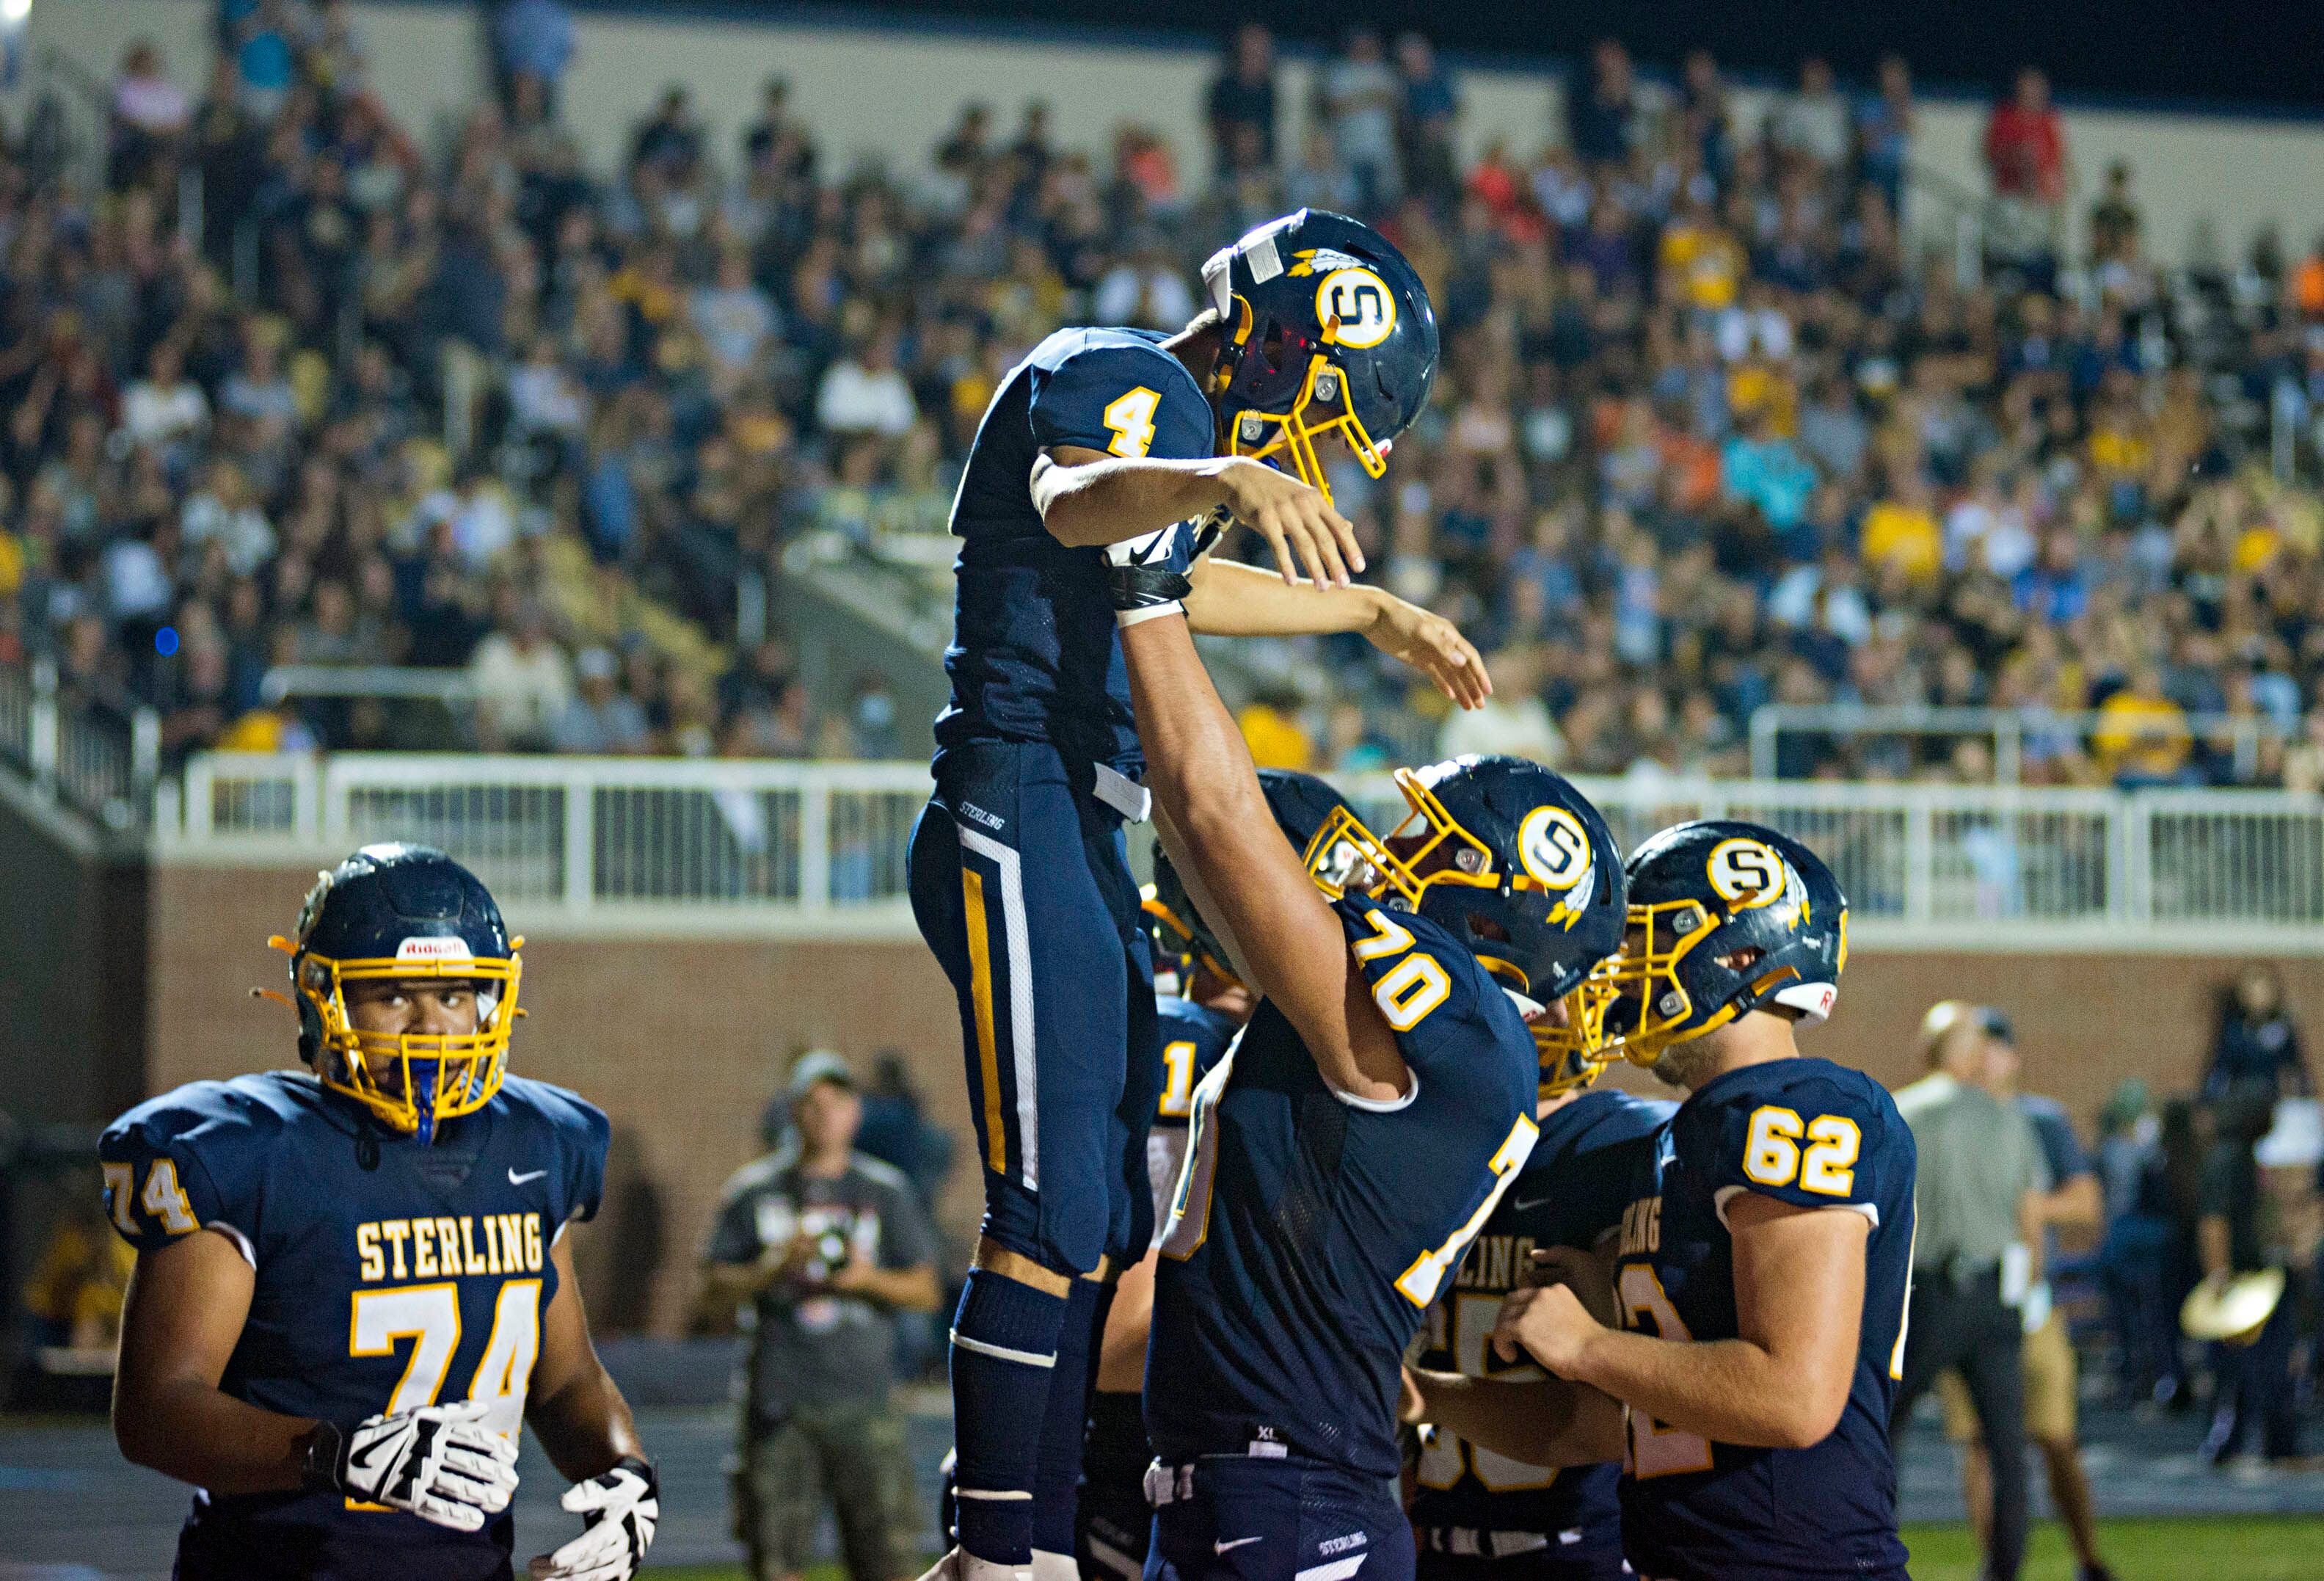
[10,4,2324,787]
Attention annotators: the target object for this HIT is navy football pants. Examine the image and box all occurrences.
[1145,1456,1413,1581]
[909,740,1161,1276]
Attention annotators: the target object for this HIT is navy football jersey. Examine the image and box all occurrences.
[1145,994,1242,1240]
[1610,1058,1915,1580]
[1145,898,1540,1478]
[1411,1089,1675,1555]
[99,1070,608,1578]
[935,327,1214,776]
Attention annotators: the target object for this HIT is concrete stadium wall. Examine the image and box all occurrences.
[140,854,2324,1336]
[28,0,2324,268]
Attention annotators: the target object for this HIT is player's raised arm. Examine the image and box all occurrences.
[1183,557,1491,709]
[1034,443,1362,589]
[1118,609,1410,1102]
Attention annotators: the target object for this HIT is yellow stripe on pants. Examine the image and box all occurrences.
[961,865,1008,1175]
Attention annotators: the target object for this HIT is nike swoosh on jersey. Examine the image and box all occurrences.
[1214,1537,1263,1554]
[1509,1196,1556,1213]
[509,1168,548,1185]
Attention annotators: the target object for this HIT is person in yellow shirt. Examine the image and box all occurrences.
[2093,666,2191,785]
[1859,476,1944,584]
[1236,689,1312,770]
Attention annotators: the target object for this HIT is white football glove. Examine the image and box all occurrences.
[530,1458,658,1581]
[332,1397,519,1531]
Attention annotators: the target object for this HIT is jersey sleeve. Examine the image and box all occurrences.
[558,1094,611,1224]
[96,1086,268,1255]
[1333,899,1526,1086]
[1027,342,1212,462]
[1689,1072,1899,1224]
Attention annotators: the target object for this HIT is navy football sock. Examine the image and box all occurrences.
[951,1268,1069,1566]
[1030,1276,1107,1557]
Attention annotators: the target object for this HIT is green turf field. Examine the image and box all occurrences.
[643,1516,2324,1580]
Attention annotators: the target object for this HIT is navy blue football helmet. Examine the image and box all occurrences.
[1200,209,1438,504]
[1605,820,1848,1066]
[270,843,521,1143]
[1308,756,1626,1092]
[1145,768,1367,990]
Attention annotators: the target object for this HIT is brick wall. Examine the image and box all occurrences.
[144,859,2324,1335]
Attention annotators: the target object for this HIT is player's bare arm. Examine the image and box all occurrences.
[1496,1191,1871,1450]
[113,1226,314,1493]
[1035,443,1363,589]
[1120,611,1409,1102]
[523,1232,646,1482]
[1182,558,1491,710]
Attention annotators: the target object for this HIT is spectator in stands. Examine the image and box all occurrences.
[2095,1078,2178,1405]
[2203,965,2311,1103]
[1568,37,1637,166]
[467,597,572,751]
[699,1051,941,1581]
[2094,665,2192,786]
[1394,32,1459,208]
[1855,54,1915,216]
[816,331,918,440]
[1318,28,1402,215]
[492,0,577,114]
[551,646,651,755]
[1985,67,2068,280]
[1771,57,1851,172]
[1435,644,1565,766]
[109,40,192,193]
[1206,23,1277,179]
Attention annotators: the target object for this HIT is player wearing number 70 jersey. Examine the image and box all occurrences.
[100,844,655,1581]
[1413,821,1915,1581]
[1114,550,1627,1581]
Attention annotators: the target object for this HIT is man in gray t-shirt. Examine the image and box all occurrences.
[701,1051,941,1581]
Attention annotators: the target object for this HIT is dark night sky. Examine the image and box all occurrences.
[740,0,2324,114]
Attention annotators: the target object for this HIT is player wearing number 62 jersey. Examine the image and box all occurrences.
[1111,544,1627,1581]
[1418,821,1915,1581]
[100,845,655,1581]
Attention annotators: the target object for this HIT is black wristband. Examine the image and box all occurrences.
[613,1453,658,1494]
[299,1420,346,1496]
[1107,564,1194,612]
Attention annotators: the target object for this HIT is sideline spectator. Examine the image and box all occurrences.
[1939,1012,2118,1581]
[2203,965,2311,1102]
[1894,1000,2046,1581]
[1205,23,1276,178]
[698,1052,941,1581]
[1318,28,1402,214]
[2195,1085,2304,1468]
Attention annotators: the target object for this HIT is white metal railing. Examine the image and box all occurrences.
[161,752,2324,946]
[0,659,160,831]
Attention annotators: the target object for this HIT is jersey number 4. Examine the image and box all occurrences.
[1102,387,1161,458]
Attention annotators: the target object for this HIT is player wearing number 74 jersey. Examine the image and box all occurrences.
[100,845,655,1581]
[1411,821,1915,1581]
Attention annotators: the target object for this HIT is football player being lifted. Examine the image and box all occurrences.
[1112,516,1627,1581]
[908,208,1479,1581]
[1405,823,1917,1581]
[102,845,656,1581]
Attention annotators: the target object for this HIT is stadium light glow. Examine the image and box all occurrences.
[0,0,28,28]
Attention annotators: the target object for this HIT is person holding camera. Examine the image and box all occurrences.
[700,1051,943,1581]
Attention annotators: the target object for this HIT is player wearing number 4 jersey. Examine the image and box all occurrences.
[99,845,655,1581]
[1112,529,1627,1581]
[1409,821,1915,1581]
[909,208,1470,1581]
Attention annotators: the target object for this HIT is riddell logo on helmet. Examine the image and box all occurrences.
[396,937,473,962]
